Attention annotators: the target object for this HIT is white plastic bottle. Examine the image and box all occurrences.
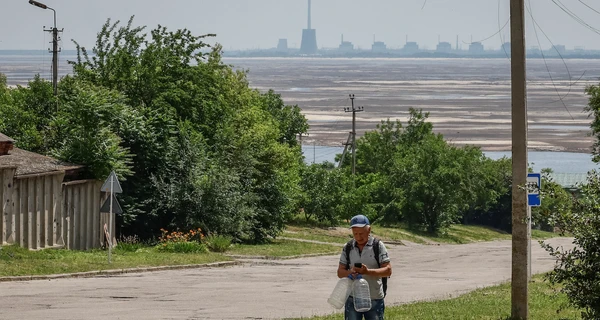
[352,274,372,312]
[327,276,354,309]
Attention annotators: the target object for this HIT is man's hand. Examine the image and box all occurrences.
[352,264,368,275]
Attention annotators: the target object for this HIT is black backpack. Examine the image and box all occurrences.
[344,238,389,297]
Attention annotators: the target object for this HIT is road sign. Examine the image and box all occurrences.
[100,194,123,214]
[527,173,541,207]
[101,171,123,193]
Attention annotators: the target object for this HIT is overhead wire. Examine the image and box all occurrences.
[463,19,509,44]
[579,0,600,15]
[527,0,588,108]
[551,0,600,35]
[526,0,574,119]
[498,0,511,61]
[305,97,350,163]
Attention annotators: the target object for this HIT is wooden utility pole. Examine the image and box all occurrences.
[510,0,529,319]
[344,94,364,177]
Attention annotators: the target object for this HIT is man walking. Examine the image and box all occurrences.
[337,215,392,320]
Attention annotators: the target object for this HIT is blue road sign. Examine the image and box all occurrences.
[527,173,541,207]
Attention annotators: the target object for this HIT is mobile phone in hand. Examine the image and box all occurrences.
[354,262,362,268]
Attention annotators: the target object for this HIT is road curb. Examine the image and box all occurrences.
[0,261,241,282]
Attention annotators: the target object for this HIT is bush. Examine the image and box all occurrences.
[156,241,207,253]
[204,234,233,253]
[543,171,600,320]
[155,228,207,253]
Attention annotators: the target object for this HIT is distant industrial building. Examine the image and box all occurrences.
[300,0,318,54]
[501,42,511,53]
[528,46,541,55]
[339,35,354,52]
[277,39,288,52]
[436,42,452,53]
[338,35,354,52]
[469,42,484,54]
[403,41,419,54]
[553,44,566,55]
[372,41,387,52]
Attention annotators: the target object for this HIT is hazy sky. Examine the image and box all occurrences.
[1,0,600,51]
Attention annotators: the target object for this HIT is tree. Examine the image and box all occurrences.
[585,83,600,163]
[298,163,349,224]
[67,17,307,242]
[544,171,600,319]
[531,169,572,231]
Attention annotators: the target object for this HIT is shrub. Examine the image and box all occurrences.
[156,228,207,253]
[157,241,207,253]
[543,171,600,320]
[204,234,233,253]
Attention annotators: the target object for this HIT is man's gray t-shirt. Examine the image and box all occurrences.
[339,236,390,300]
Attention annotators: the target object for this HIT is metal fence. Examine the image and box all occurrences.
[1,167,111,250]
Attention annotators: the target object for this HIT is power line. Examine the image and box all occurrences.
[579,0,600,15]
[464,18,509,44]
[526,0,574,120]
[551,0,600,35]
[498,0,511,61]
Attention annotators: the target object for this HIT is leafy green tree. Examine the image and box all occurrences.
[67,17,307,242]
[532,169,573,231]
[299,163,349,224]
[0,75,52,152]
[585,84,600,163]
[392,134,471,233]
[461,156,513,232]
[544,171,600,319]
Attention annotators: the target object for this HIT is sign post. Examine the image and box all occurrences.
[526,173,541,281]
[100,171,123,264]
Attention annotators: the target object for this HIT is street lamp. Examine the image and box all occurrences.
[29,0,61,96]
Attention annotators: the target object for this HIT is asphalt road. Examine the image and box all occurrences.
[0,237,573,320]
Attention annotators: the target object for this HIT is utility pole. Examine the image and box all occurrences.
[29,0,62,96]
[344,94,364,177]
[46,24,62,96]
[510,0,529,319]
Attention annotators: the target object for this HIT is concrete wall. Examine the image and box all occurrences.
[0,167,111,250]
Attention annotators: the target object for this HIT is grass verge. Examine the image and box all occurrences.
[283,224,560,245]
[228,239,339,257]
[0,245,231,277]
[291,276,580,320]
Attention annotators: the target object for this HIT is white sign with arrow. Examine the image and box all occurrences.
[100,171,123,264]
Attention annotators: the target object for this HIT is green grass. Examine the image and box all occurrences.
[0,244,231,277]
[283,224,560,246]
[228,239,340,257]
[292,276,581,320]
[283,226,354,244]
[532,229,559,240]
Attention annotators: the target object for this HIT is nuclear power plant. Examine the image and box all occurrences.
[221,0,600,59]
[300,0,318,54]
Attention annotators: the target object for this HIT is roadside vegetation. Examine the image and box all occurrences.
[292,276,580,320]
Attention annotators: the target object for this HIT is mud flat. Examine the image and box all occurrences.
[228,57,600,153]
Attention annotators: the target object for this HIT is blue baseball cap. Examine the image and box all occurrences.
[350,215,370,228]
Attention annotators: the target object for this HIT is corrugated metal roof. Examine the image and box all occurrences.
[0,147,82,176]
[551,172,589,189]
[0,133,15,143]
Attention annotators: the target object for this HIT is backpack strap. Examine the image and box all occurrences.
[372,238,388,297]
[344,239,354,270]
[372,238,381,267]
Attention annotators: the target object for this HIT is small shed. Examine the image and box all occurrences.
[1,133,111,250]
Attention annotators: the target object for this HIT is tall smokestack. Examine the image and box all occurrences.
[308,0,312,29]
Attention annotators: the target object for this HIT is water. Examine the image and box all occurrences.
[302,145,599,173]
